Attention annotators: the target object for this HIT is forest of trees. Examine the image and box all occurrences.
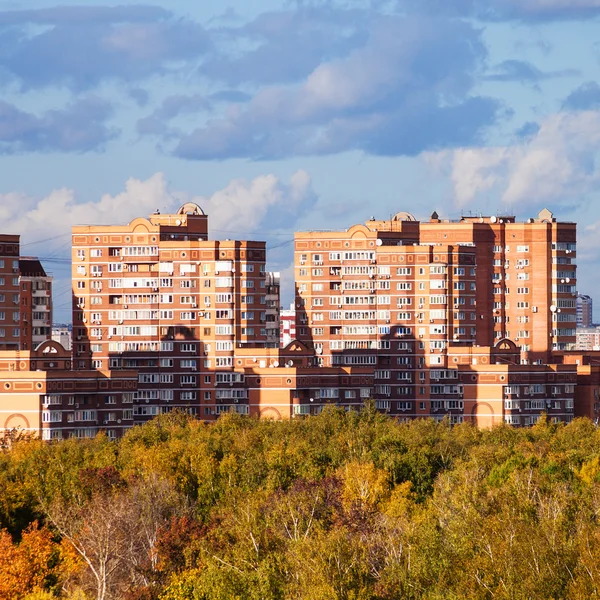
[4,407,600,599]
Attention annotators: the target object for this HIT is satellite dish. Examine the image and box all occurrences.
[376,239,383,246]
[273,360,279,367]
[316,347,322,354]
[286,360,293,367]
[490,215,497,223]
[565,278,570,283]
[550,305,557,312]
[175,219,181,226]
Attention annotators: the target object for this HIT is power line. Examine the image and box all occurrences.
[211,228,294,237]
[21,232,71,247]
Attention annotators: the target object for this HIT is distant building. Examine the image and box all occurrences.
[52,326,72,351]
[280,303,296,347]
[575,326,600,351]
[577,293,593,328]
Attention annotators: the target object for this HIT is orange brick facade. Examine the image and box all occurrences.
[0,340,137,440]
[0,205,592,438]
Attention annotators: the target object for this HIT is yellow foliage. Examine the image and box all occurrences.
[578,456,600,485]
[340,460,389,510]
[383,480,415,518]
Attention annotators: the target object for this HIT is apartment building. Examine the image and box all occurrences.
[52,326,72,351]
[576,327,600,351]
[71,203,280,423]
[293,208,577,422]
[0,235,23,350]
[0,340,137,440]
[19,258,52,350]
[294,214,479,420]
[0,238,53,351]
[420,208,577,362]
[552,352,600,423]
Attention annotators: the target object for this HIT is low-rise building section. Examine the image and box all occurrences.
[0,340,137,440]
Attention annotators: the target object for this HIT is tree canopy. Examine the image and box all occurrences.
[3,409,600,599]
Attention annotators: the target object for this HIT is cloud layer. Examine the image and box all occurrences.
[0,97,116,153]
[0,5,210,90]
[165,15,498,160]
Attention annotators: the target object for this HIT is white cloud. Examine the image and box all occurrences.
[195,169,316,232]
[0,173,176,241]
[427,110,600,208]
[2,171,316,322]
[1,170,316,243]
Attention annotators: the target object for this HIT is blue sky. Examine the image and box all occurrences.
[1,0,600,323]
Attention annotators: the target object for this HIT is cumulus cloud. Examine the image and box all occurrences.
[163,15,497,160]
[2,170,316,244]
[0,96,117,153]
[427,110,600,207]
[0,5,210,90]
[198,170,317,232]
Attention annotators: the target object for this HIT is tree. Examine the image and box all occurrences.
[43,470,186,600]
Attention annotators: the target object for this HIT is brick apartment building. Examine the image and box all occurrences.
[293,208,578,424]
[19,257,52,350]
[0,235,25,350]
[0,204,590,437]
[0,236,53,353]
[420,208,577,361]
[71,202,282,423]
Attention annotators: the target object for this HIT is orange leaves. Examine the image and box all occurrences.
[0,522,79,600]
